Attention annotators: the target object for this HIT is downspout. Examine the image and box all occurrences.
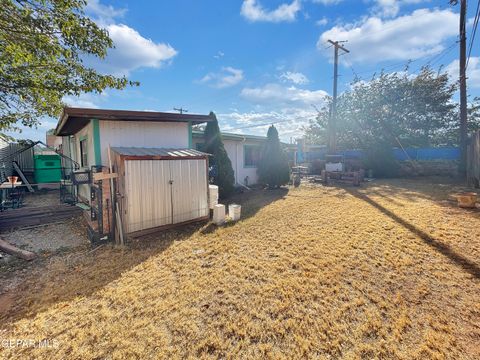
[235,141,239,185]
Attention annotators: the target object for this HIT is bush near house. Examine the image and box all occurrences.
[258,125,290,188]
[204,112,235,198]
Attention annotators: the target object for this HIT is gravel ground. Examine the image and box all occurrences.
[21,189,62,208]
[1,217,88,253]
[0,189,89,260]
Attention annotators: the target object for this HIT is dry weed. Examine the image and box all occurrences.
[0,177,479,359]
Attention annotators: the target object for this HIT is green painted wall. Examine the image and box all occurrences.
[92,119,102,165]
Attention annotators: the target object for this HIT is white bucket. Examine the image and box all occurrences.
[209,185,219,209]
[229,204,241,221]
[213,204,225,225]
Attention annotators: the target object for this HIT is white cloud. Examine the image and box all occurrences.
[86,0,127,24]
[445,57,480,89]
[93,24,177,76]
[318,8,458,64]
[280,71,310,85]
[217,82,330,140]
[241,0,301,23]
[219,107,318,141]
[63,92,108,109]
[373,0,400,17]
[200,67,244,88]
[312,0,343,4]
[371,0,431,18]
[316,17,329,26]
[84,1,177,76]
[241,83,328,106]
[214,51,225,59]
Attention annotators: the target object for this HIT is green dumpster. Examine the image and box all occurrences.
[34,154,62,183]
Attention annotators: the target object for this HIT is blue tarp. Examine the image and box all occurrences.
[297,146,460,163]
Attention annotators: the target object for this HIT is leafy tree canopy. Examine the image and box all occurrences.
[258,125,290,188]
[303,66,480,149]
[0,0,138,133]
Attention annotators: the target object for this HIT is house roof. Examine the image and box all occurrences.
[111,147,210,159]
[192,130,267,142]
[55,107,214,136]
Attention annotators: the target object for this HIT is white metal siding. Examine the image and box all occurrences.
[124,159,208,233]
[99,121,188,166]
[170,159,209,224]
[193,138,262,185]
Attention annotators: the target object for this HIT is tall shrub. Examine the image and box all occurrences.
[258,125,290,188]
[363,141,399,178]
[204,112,235,198]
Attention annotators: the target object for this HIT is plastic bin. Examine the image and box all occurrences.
[34,154,62,183]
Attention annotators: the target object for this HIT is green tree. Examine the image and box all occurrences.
[303,66,458,149]
[258,125,290,188]
[0,0,137,133]
[204,112,235,198]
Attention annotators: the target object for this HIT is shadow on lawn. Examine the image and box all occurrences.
[0,228,185,326]
[366,177,478,206]
[0,187,289,326]
[200,187,289,235]
[345,187,480,280]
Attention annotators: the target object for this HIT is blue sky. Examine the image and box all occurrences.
[11,0,480,142]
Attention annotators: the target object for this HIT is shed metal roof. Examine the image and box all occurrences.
[111,147,210,158]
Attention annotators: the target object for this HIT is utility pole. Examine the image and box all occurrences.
[327,40,349,154]
[450,0,468,174]
[459,0,468,175]
[173,107,188,114]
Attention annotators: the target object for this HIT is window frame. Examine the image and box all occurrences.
[79,137,88,168]
[243,144,261,168]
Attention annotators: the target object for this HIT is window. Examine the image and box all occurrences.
[80,138,88,167]
[244,145,261,168]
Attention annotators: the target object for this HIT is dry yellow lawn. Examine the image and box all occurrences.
[0,178,479,359]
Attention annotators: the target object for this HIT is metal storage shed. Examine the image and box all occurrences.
[111,147,210,236]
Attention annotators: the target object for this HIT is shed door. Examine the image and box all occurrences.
[170,159,209,224]
[124,159,208,233]
[125,160,172,233]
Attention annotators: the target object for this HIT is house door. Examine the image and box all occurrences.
[124,159,208,233]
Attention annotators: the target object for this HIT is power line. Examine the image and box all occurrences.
[227,118,297,131]
[348,42,457,81]
[466,0,480,69]
[417,41,458,69]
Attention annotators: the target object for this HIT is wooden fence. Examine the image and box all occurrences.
[467,130,480,188]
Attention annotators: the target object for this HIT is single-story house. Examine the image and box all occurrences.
[55,107,213,202]
[192,130,266,186]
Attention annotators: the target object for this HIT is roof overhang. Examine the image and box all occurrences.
[55,107,214,136]
[192,130,267,142]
